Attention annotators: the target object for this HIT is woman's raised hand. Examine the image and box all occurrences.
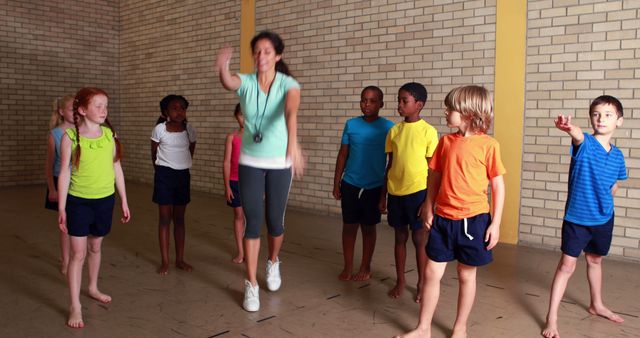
[216,45,233,72]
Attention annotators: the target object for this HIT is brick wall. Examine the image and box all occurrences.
[255,0,497,213]
[523,0,640,259]
[4,0,640,260]
[118,1,242,192]
[0,0,120,186]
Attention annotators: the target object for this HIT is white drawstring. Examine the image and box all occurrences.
[463,218,474,240]
[358,188,364,199]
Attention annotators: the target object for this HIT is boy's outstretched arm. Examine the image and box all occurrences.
[333,144,349,200]
[554,113,584,145]
[485,174,505,250]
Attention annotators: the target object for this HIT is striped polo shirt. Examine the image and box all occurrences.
[564,133,627,226]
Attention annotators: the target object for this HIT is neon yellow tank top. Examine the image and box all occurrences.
[66,126,116,199]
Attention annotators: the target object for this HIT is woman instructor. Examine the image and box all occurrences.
[216,31,303,312]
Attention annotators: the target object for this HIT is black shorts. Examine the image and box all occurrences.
[561,216,614,257]
[426,213,493,266]
[152,166,191,205]
[226,180,242,208]
[44,176,58,211]
[387,189,427,231]
[66,194,115,237]
[340,180,382,225]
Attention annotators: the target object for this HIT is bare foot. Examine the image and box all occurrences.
[588,305,625,323]
[176,260,193,272]
[338,268,352,281]
[415,282,423,303]
[388,281,405,299]
[157,262,169,275]
[352,268,371,281]
[541,320,560,338]
[451,327,467,338]
[394,327,429,338]
[88,289,112,304]
[232,255,244,264]
[67,306,84,328]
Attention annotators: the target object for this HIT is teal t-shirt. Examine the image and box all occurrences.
[237,72,300,168]
[341,116,394,189]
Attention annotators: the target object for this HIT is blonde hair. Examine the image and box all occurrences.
[49,94,75,129]
[444,85,493,133]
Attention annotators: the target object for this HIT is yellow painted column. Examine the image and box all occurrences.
[240,0,255,73]
[494,0,527,244]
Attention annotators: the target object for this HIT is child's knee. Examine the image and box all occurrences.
[70,250,86,261]
[361,225,376,235]
[87,239,102,255]
[585,253,603,265]
[172,216,185,226]
[158,216,171,226]
[558,257,577,274]
[456,264,477,282]
[425,260,447,281]
[411,231,427,247]
[87,244,101,255]
[394,229,409,243]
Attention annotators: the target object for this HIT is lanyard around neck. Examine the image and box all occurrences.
[254,73,276,140]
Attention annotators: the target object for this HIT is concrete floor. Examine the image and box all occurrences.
[0,182,638,338]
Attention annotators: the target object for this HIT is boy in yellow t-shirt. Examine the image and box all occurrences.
[380,82,438,302]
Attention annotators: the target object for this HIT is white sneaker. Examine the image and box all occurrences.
[266,258,281,291]
[243,280,260,312]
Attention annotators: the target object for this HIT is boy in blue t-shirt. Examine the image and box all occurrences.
[543,95,627,338]
[333,86,394,281]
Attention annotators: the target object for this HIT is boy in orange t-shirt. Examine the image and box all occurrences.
[396,85,505,338]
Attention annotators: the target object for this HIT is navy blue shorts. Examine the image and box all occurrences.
[153,166,191,205]
[226,180,242,208]
[44,176,58,211]
[66,194,115,237]
[340,180,382,225]
[387,189,427,231]
[561,216,614,257]
[426,213,493,266]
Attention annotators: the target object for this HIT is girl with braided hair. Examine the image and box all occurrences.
[57,87,130,328]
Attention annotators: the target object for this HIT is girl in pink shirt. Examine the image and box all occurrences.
[223,104,245,263]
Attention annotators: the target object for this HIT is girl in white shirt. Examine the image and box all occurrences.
[151,94,196,275]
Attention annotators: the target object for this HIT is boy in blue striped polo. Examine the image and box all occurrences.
[543,95,627,338]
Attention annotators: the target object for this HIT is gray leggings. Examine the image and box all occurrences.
[239,165,292,239]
